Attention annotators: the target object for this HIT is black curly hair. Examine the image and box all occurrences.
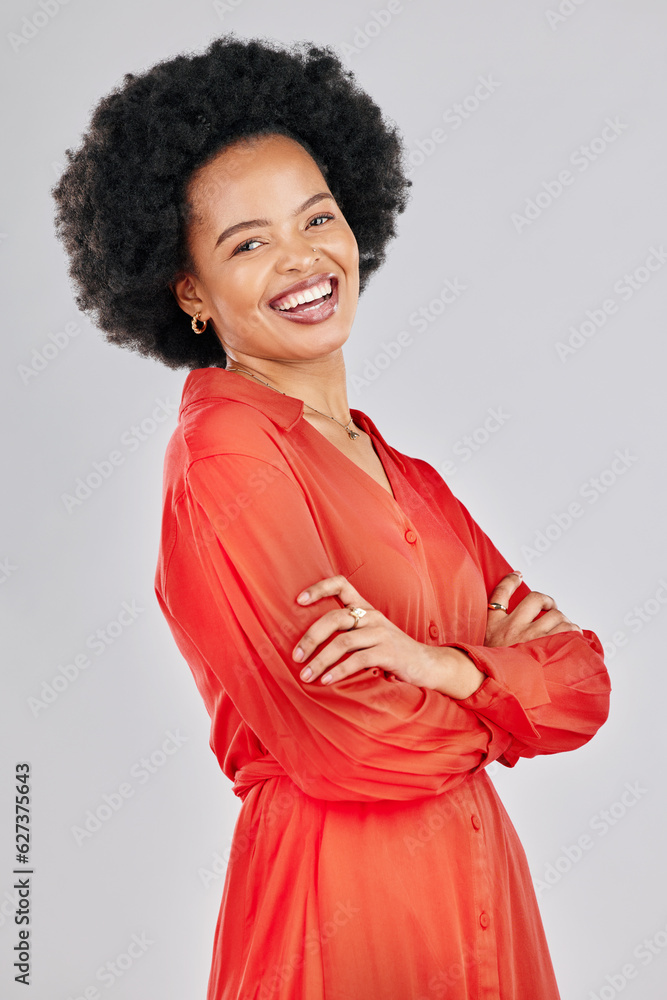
[51,33,413,371]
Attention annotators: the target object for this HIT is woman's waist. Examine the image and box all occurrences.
[231,750,507,828]
[232,753,290,801]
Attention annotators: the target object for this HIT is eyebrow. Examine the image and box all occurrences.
[214,192,334,250]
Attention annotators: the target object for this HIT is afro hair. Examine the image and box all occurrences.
[51,33,412,370]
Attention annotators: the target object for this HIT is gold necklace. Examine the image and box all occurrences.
[225,365,360,440]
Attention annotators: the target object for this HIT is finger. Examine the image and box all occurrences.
[487,571,524,611]
[300,627,383,684]
[542,620,583,636]
[294,607,375,665]
[318,647,379,686]
[296,575,371,611]
[516,608,571,639]
[508,590,558,625]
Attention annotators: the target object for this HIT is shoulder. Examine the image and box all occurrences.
[180,396,287,464]
[400,452,478,536]
[397,450,459,504]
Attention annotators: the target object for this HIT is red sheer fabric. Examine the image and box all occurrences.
[155,368,610,999]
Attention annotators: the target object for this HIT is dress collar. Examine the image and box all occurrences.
[179,367,303,429]
[178,367,406,472]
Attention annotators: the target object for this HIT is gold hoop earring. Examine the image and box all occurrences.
[191,312,207,334]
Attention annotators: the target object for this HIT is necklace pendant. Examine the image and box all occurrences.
[347,428,360,440]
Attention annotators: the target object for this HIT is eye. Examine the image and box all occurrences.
[308,213,334,227]
[232,237,263,256]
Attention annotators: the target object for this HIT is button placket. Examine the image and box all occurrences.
[465,777,500,994]
[400,522,445,667]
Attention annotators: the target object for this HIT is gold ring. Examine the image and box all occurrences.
[346,606,367,630]
[487,602,508,613]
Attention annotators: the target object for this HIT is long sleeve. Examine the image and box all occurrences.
[412,457,612,768]
[158,442,526,803]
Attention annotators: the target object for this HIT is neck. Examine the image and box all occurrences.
[224,350,352,422]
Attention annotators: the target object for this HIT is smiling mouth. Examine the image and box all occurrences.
[267,276,339,325]
[270,276,337,313]
[273,289,333,314]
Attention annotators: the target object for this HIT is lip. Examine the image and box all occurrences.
[267,273,339,325]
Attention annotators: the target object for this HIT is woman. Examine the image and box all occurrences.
[51,34,611,1000]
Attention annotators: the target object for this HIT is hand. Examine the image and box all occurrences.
[485,572,583,648]
[292,575,478,694]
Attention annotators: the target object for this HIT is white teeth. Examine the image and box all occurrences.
[275,279,332,310]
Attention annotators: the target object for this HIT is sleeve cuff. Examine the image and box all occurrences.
[446,642,552,742]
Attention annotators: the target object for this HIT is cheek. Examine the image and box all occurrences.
[346,229,360,272]
[328,227,359,269]
[210,266,263,311]
[344,233,360,288]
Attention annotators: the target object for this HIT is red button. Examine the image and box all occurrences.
[405,529,417,544]
[428,622,439,639]
[479,912,490,929]
[471,815,481,831]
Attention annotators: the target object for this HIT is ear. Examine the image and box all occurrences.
[170,271,206,319]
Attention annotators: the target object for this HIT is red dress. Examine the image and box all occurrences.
[154,368,611,1000]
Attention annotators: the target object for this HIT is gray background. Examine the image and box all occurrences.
[1,1,665,997]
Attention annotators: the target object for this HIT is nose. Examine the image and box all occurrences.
[275,230,320,273]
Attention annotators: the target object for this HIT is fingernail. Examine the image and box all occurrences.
[294,647,304,662]
[513,570,523,580]
[321,673,333,684]
[300,666,312,681]
[297,592,310,603]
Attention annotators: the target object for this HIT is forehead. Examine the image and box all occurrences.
[187,134,324,223]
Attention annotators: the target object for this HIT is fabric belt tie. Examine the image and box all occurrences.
[232,755,288,802]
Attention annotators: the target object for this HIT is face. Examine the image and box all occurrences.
[172,133,360,365]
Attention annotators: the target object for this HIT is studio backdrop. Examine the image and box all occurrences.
[1,1,665,998]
